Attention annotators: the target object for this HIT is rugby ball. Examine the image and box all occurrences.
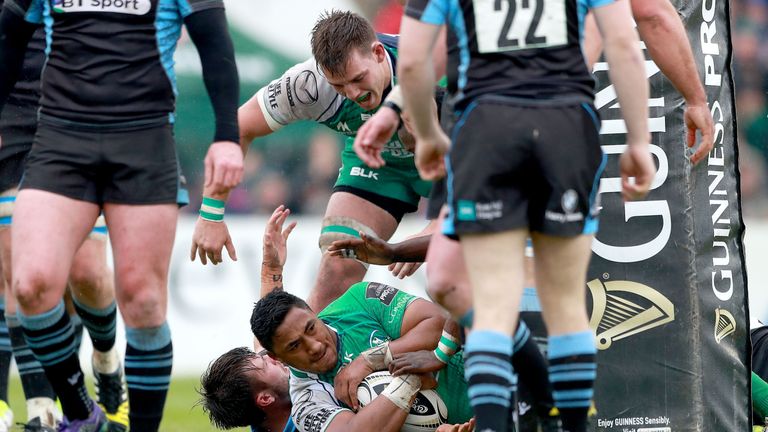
[357,371,448,432]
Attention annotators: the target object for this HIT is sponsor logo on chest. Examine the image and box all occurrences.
[53,0,151,14]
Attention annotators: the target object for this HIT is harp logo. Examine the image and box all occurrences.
[587,278,675,350]
[714,308,736,343]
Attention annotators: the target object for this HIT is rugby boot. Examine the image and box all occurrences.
[0,400,12,432]
[93,350,128,432]
[21,416,57,432]
[57,403,107,432]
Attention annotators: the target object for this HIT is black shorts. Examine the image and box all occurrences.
[0,151,28,194]
[426,178,447,220]
[21,121,180,205]
[444,97,605,238]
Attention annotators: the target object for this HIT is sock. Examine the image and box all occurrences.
[465,329,515,432]
[548,331,597,432]
[0,300,11,402]
[753,372,768,421]
[19,302,92,420]
[511,321,555,418]
[73,299,116,353]
[6,313,56,401]
[125,323,173,432]
[69,313,84,354]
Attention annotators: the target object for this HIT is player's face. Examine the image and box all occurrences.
[270,307,338,374]
[324,43,390,111]
[250,354,289,397]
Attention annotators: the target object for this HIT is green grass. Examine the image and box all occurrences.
[6,375,249,431]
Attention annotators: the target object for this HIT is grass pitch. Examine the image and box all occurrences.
[6,375,249,431]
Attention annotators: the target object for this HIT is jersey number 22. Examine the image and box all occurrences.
[473,0,567,53]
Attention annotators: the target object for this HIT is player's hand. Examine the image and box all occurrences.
[389,350,445,376]
[388,262,423,279]
[436,418,476,432]
[327,232,395,265]
[415,131,449,181]
[204,141,244,195]
[334,356,374,411]
[263,205,297,269]
[190,218,237,265]
[619,142,655,202]
[416,372,437,390]
[684,102,715,165]
[355,107,399,168]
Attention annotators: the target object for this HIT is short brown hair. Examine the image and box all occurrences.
[311,10,377,77]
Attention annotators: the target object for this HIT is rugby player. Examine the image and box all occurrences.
[0,0,243,429]
[0,3,128,429]
[250,285,473,432]
[190,10,443,311]
[397,2,652,432]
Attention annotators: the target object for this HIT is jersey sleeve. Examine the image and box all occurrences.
[404,0,449,25]
[4,0,44,24]
[347,282,418,340]
[289,374,350,432]
[255,57,345,131]
[176,0,223,18]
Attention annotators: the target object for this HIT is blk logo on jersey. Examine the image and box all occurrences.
[52,0,151,15]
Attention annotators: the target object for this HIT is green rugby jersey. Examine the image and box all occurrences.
[288,282,472,430]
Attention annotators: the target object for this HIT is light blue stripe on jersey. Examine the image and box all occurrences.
[416,0,448,25]
[0,197,14,203]
[156,0,184,96]
[24,0,45,24]
[447,0,470,92]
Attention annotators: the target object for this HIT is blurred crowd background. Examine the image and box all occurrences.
[173,0,768,217]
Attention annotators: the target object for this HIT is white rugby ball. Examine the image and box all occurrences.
[357,371,448,432]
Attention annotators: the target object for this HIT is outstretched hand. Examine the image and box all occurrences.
[327,232,395,265]
[262,205,297,269]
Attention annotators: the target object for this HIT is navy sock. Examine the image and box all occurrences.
[465,329,515,432]
[6,313,56,400]
[548,331,597,432]
[73,299,116,353]
[19,302,92,420]
[69,313,84,354]
[125,323,172,432]
[512,321,554,417]
[0,301,11,402]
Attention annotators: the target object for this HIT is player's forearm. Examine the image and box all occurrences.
[327,397,410,432]
[603,31,649,144]
[184,8,240,144]
[398,19,442,141]
[390,235,431,262]
[260,263,283,297]
[0,9,35,110]
[582,13,603,69]
[390,301,446,355]
[635,0,706,105]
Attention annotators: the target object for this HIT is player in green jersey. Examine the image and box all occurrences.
[251,283,473,432]
[191,10,445,311]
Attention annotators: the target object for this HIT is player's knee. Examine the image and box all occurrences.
[68,261,107,293]
[118,285,165,325]
[426,266,453,304]
[13,269,54,307]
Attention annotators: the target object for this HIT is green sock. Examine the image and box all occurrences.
[752,372,768,421]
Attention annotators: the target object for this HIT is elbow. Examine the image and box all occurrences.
[633,0,677,33]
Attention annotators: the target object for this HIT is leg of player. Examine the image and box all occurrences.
[12,189,102,425]
[0,232,12,432]
[104,203,177,432]
[425,229,472,323]
[461,229,527,432]
[68,225,129,432]
[0,216,61,430]
[309,192,398,310]
[531,233,596,432]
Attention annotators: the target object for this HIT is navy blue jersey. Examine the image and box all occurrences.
[5,0,222,126]
[405,0,613,108]
[0,0,45,153]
